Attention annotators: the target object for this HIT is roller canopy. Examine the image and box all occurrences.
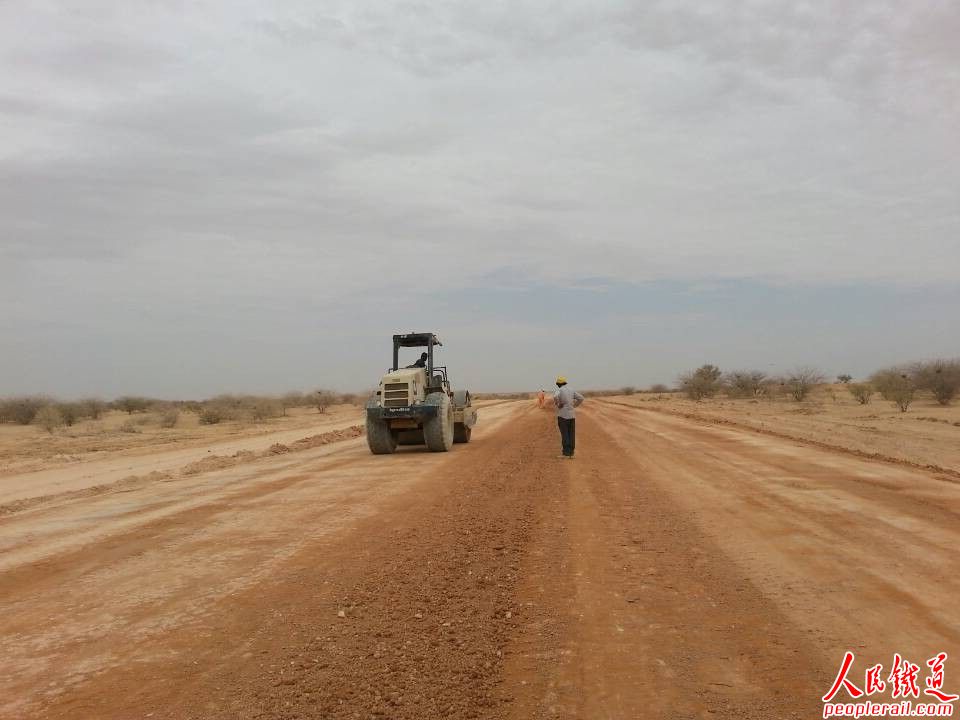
[392,333,442,348]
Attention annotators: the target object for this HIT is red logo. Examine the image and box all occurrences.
[822,651,957,718]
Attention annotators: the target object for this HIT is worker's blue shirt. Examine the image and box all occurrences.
[553,386,584,419]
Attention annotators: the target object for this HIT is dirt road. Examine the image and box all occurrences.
[0,408,366,509]
[2,400,958,718]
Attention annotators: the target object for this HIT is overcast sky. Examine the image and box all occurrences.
[2,1,958,398]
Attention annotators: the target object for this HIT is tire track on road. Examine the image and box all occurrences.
[506,408,827,719]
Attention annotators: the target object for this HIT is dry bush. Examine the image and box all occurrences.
[836,374,853,384]
[785,367,825,401]
[724,370,767,398]
[159,409,180,428]
[194,395,283,424]
[199,407,224,425]
[890,383,915,412]
[315,390,337,413]
[0,396,49,425]
[848,383,873,405]
[869,368,907,401]
[678,364,722,401]
[871,359,960,406]
[249,399,281,422]
[868,368,915,412]
[119,419,142,433]
[620,386,637,395]
[33,405,64,433]
[280,392,306,416]
[912,359,960,406]
[648,384,669,394]
[203,395,244,422]
[78,398,106,420]
[57,402,82,426]
[114,396,152,414]
[760,377,786,399]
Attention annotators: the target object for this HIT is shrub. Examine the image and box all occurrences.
[57,402,82,427]
[869,368,905,401]
[199,407,224,425]
[678,364,722,401]
[870,366,917,410]
[648,384,669,394]
[280,392,306,416]
[848,383,873,405]
[159,409,180,428]
[0,396,48,425]
[316,390,337,413]
[114,396,151,414]
[249,399,281,422]
[119,419,142,433]
[724,370,767,398]
[33,405,64,433]
[890,382,915,412]
[785,367,825,401]
[836,374,853,384]
[912,359,960,406]
[77,398,106,420]
[620,386,637,395]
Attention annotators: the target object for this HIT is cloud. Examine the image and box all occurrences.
[0,1,957,395]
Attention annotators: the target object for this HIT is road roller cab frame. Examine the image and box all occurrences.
[366,332,477,454]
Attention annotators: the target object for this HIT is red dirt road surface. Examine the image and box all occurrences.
[2,400,958,718]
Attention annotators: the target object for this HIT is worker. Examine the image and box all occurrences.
[553,376,584,459]
[407,352,428,369]
[537,389,545,408]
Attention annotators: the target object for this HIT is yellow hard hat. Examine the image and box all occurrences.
[556,375,567,384]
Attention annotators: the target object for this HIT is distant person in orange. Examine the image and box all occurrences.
[537,389,545,408]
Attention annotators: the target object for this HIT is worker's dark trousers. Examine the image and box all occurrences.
[557,417,576,457]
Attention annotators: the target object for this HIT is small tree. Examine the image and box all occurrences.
[249,399,281,422]
[78,398,106,420]
[34,405,64,433]
[678,364,722,401]
[757,377,783,399]
[159,408,180,428]
[1,396,47,425]
[869,368,905,401]
[890,381,915,412]
[649,383,669,394]
[316,390,337,413]
[837,374,853,384]
[724,370,767,398]
[115,396,150,414]
[848,383,873,405]
[118,419,141,433]
[887,373,917,412]
[912,359,960,406]
[280,392,305,416]
[57,402,82,427]
[199,407,224,425]
[785,367,825,401]
[620,386,637,396]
